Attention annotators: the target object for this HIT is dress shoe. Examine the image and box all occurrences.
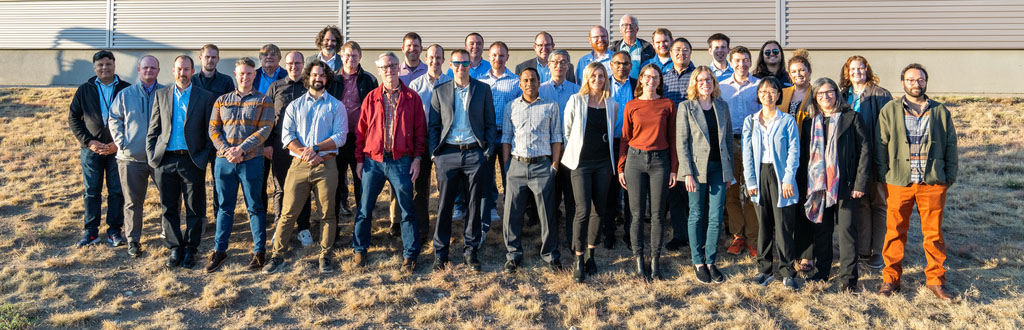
[583,248,597,275]
[634,255,651,281]
[432,255,450,271]
[181,249,197,269]
[353,252,367,268]
[650,254,664,280]
[465,251,481,272]
[546,259,562,271]
[878,282,901,297]
[166,249,183,268]
[247,252,266,271]
[401,258,416,273]
[504,259,518,273]
[205,251,228,273]
[572,255,585,283]
[926,284,955,301]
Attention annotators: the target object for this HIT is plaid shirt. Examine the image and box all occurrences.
[663,61,696,105]
[501,96,563,158]
[383,87,399,151]
[479,68,522,131]
[209,90,275,161]
[903,97,931,183]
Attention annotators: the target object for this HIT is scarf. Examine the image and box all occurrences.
[804,112,841,223]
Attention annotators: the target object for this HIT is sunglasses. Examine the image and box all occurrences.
[763,49,780,56]
[451,61,471,67]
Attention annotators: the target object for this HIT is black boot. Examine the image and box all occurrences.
[584,248,597,275]
[651,254,664,280]
[634,255,651,281]
[573,255,585,283]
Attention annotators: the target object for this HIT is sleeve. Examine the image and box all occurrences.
[265,85,282,148]
[720,102,736,183]
[852,112,872,193]
[741,116,757,190]
[500,102,514,145]
[428,87,442,156]
[410,92,427,158]
[668,103,679,174]
[482,88,498,157]
[617,103,632,174]
[944,107,958,185]
[281,101,299,148]
[208,96,228,152]
[550,103,563,144]
[330,101,349,151]
[68,85,93,147]
[875,102,893,180]
[676,102,694,178]
[354,96,370,163]
[108,91,128,150]
[146,91,162,162]
[237,97,275,153]
[782,116,800,187]
[562,96,576,144]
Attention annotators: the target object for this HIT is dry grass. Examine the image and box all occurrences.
[0,88,1021,329]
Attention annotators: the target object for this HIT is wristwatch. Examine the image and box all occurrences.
[312,145,319,153]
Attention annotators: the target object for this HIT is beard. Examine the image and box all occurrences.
[904,86,926,98]
[310,81,325,91]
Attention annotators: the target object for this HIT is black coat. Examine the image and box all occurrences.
[68,76,131,147]
[798,109,872,200]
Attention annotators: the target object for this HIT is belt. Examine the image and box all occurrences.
[294,154,336,161]
[383,151,392,159]
[733,134,742,139]
[166,150,189,156]
[446,143,479,151]
[514,155,550,164]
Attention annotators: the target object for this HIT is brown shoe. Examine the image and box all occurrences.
[353,252,367,268]
[205,251,227,273]
[401,258,416,273]
[247,252,266,271]
[926,284,955,301]
[878,282,901,297]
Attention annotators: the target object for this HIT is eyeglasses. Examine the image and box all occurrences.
[534,43,554,48]
[611,61,631,66]
[377,63,399,71]
[763,49,780,56]
[620,23,637,29]
[758,90,780,96]
[451,61,471,67]
[640,74,659,81]
[903,78,926,85]
[816,90,836,97]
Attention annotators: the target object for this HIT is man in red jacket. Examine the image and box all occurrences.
[352,51,428,273]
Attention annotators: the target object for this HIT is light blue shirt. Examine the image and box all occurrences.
[720,74,761,135]
[167,84,191,151]
[576,50,613,84]
[281,92,349,157]
[610,77,634,138]
[446,59,491,80]
[478,68,521,131]
[619,42,643,79]
[94,76,119,123]
[538,80,580,114]
[409,72,452,116]
[642,57,672,71]
[257,67,282,94]
[534,59,552,83]
[445,85,477,145]
[710,63,734,82]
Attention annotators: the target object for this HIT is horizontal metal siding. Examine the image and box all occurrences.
[608,0,778,49]
[111,0,339,49]
[0,0,107,49]
[345,0,601,49]
[785,0,1024,49]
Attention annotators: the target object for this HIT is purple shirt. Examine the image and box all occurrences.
[340,73,362,131]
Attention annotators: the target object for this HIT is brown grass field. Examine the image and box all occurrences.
[0,87,1021,329]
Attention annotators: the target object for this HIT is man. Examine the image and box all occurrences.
[660,37,697,251]
[537,49,579,241]
[576,25,613,83]
[609,15,655,79]
[641,28,673,70]
[719,46,760,257]
[254,44,287,94]
[334,41,380,220]
[707,33,734,82]
[399,32,427,85]
[601,50,638,249]
[205,57,275,273]
[263,61,348,274]
[308,25,344,73]
[515,32,576,84]
[265,52,315,247]
[192,44,235,96]
[500,68,564,272]
[876,64,958,301]
[428,49,497,272]
[108,55,161,257]
[352,52,428,272]
[477,41,521,234]
[447,33,491,79]
[69,50,131,248]
[147,55,217,269]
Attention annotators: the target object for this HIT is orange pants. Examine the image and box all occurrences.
[881,183,949,286]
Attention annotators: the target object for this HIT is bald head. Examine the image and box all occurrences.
[137,55,160,85]
[284,51,305,80]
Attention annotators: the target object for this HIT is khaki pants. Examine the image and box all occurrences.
[725,137,759,241]
[272,158,338,257]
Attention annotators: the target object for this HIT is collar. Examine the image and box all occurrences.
[95,75,119,88]
[174,83,192,95]
[140,80,157,93]
[668,62,695,75]
[612,77,631,87]
[319,53,339,62]
[487,67,511,79]
[233,89,256,98]
[302,91,327,103]
[261,67,281,78]
[590,50,611,61]
[401,62,424,71]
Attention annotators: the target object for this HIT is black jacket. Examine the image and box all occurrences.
[798,109,872,201]
[328,66,379,108]
[69,75,132,147]
[191,71,235,97]
[514,58,577,84]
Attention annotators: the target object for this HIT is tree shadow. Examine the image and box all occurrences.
[49,27,175,86]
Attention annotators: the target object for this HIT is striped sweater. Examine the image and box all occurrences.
[209,90,275,161]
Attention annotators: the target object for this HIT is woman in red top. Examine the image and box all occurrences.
[617,64,677,281]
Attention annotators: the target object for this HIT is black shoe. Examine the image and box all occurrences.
[319,255,335,274]
[840,282,858,293]
[694,265,712,284]
[634,255,651,281]
[708,265,726,283]
[602,233,616,249]
[650,255,664,280]
[752,272,775,286]
[783,276,802,290]
[573,255,585,283]
[127,242,141,258]
[389,223,401,238]
[623,234,632,251]
[465,251,481,272]
[107,232,126,247]
[181,249,197,269]
[665,238,687,251]
[547,259,562,271]
[339,203,353,217]
[504,259,518,273]
[205,251,227,273]
[432,255,450,271]
[262,257,286,274]
[584,248,597,275]
[401,258,416,273]
[166,249,183,268]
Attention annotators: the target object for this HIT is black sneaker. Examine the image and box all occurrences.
[783,276,802,290]
[504,259,518,273]
[76,234,101,248]
[709,265,726,283]
[694,265,712,284]
[127,242,141,258]
[465,251,481,272]
[263,257,286,274]
[107,232,126,247]
[752,272,775,286]
[319,255,334,274]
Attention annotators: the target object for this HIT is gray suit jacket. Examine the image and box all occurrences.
[146,84,216,169]
[675,98,735,183]
[428,79,497,157]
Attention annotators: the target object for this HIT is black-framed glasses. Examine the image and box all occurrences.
[816,90,836,97]
[763,49,780,56]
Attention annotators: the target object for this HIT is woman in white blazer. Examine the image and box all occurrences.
[562,62,619,283]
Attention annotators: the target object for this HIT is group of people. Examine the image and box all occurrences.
[68,15,958,301]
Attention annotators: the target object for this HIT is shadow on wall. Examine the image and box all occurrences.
[49,27,174,86]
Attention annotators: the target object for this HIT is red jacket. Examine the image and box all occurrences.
[355,82,427,163]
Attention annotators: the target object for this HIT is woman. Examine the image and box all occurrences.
[741,77,800,290]
[839,56,893,269]
[563,62,619,283]
[780,50,815,273]
[676,66,734,284]
[751,41,791,86]
[618,64,677,281]
[801,77,871,291]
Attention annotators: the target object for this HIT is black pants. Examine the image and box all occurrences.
[810,198,860,285]
[270,149,311,231]
[336,132,360,212]
[154,153,206,252]
[624,147,670,257]
[571,161,612,252]
[412,151,432,242]
[667,185,689,241]
[755,163,797,278]
[433,146,486,259]
[554,163,576,243]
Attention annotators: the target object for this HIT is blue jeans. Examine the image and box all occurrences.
[353,156,419,259]
[213,157,267,253]
[80,148,123,236]
[688,161,727,265]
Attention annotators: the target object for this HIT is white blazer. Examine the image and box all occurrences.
[561,93,619,170]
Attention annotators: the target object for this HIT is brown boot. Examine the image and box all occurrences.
[353,252,367,268]
[926,284,955,301]
[878,282,901,297]
[247,252,266,271]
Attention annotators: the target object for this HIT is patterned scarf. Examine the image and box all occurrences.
[804,112,841,223]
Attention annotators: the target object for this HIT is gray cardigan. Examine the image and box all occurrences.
[675,98,735,183]
[108,81,164,163]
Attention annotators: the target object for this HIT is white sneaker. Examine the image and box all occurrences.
[491,209,501,222]
[452,208,466,221]
[297,229,313,247]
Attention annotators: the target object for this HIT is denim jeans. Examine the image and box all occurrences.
[213,157,267,253]
[353,156,420,259]
[624,147,670,257]
[80,148,124,236]
[687,161,727,265]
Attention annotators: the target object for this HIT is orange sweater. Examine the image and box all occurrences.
[618,98,677,173]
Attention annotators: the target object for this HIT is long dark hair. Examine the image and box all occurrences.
[752,40,790,85]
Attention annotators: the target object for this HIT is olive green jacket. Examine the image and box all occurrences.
[875,96,958,186]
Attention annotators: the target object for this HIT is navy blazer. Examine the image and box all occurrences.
[146,84,216,169]
[428,79,497,157]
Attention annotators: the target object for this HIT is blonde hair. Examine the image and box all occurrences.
[686,66,721,100]
[578,62,610,102]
